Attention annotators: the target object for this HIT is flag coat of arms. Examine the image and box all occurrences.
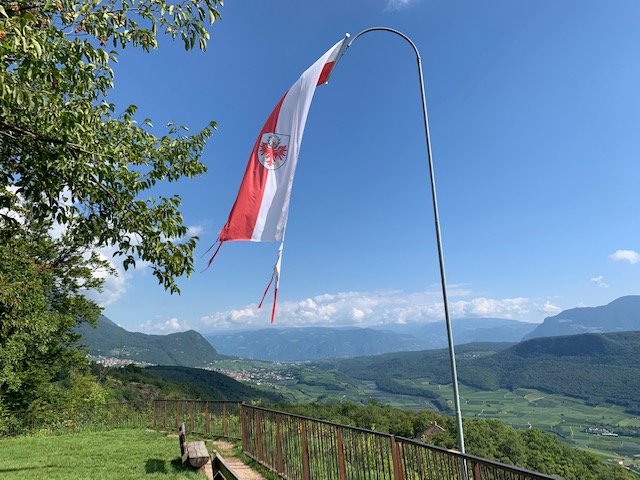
[208,36,348,322]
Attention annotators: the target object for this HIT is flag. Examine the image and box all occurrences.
[208,36,349,322]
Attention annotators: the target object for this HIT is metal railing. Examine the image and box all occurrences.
[152,399,243,439]
[241,405,561,480]
[2,400,561,480]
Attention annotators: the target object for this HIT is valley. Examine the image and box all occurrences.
[75,296,640,474]
[208,357,640,471]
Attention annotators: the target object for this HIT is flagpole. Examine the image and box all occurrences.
[343,27,466,458]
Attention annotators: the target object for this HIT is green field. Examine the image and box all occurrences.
[213,359,640,471]
[392,379,640,469]
[0,429,203,480]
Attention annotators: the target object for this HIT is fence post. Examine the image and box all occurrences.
[163,401,167,429]
[153,400,157,429]
[205,402,210,434]
[189,401,194,433]
[390,435,405,480]
[241,403,248,453]
[336,428,347,480]
[301,420,311,480]
[176,401,180,429]
[276,415,283,474]
[471,461,481,480]
[256,410,263,460]
[223,403,227,437]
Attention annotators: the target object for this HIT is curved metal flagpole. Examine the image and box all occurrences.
[343,27,466,457]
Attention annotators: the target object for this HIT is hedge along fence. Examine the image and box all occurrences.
[2,400,561,480]
[0,400,242,438]
[0,401,154,436]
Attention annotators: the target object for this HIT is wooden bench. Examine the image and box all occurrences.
[178,422,210,469]
[211,452,241,480]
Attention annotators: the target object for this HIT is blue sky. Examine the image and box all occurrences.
[96,0,640,334]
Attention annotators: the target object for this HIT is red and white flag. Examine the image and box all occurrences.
[208,36,348,322]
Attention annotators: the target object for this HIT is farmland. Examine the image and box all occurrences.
[210,358,640,472]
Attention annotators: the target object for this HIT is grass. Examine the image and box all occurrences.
[0,428,203,480]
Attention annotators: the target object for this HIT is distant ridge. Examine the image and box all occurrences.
[76,316,223,367]
[523,295,640,340]
[376,317,535,348]
[206,318,535,362]
[206,327,425,361]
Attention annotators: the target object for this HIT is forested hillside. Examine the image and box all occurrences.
[323,332,640,414]
[459,331,640,413]
[94,364,283,403]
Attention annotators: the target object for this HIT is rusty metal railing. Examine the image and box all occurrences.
[241,405,562,480]
[152,399,243,439]
[2,400,562,479]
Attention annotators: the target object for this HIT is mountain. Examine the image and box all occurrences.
[206,327,426,361]
[76,316,223,367]
[523,295,640,340]
[375,318,536,348]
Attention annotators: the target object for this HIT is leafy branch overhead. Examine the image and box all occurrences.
[0,0,223,293]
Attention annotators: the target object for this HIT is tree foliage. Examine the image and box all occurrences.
[0,0,221,411]
[1,0,222,292]
[0,216,105,411]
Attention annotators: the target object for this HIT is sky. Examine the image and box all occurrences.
[95,0,640,334]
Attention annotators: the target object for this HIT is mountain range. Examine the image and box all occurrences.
[78,296,640,365]
[205,319,536,361]
[523,295,640,340]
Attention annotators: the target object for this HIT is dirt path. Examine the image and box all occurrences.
[202,440,267,480]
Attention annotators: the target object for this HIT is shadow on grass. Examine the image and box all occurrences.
[0,466,56,473]
[145,458,168,474]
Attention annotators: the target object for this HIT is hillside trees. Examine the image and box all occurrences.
[0,0,222,410]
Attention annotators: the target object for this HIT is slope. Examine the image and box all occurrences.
[77,316,223,367]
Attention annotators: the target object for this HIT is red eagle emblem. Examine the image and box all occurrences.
[258,134,288,169]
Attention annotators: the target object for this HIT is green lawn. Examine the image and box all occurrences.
[0,429,203,480]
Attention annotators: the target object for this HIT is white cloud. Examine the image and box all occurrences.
[195,289,547,332]
[537,301,562,317]
[84,223,203,306]
[384,0,419,11]
[187,225,205,237]
[610,249,639,264]
[85,258,129,307]
[590,276,608,288]
[138,317,187,333]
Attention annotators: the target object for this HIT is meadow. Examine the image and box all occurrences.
[0,429,202,480]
